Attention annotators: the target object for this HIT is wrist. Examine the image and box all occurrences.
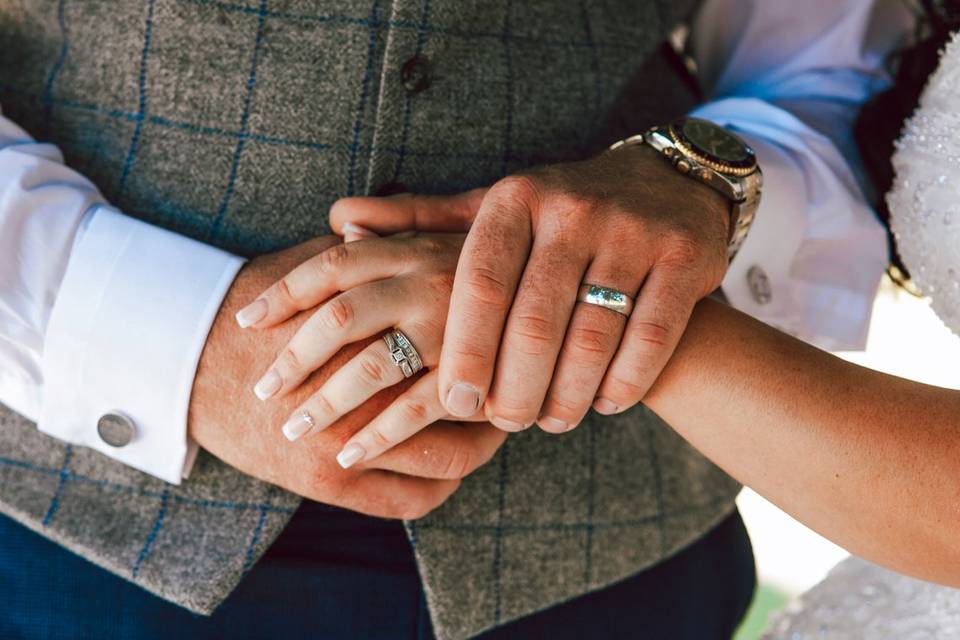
[611,140,733,239]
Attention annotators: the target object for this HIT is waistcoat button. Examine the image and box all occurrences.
[97,412,136,448]
[400,56,432,94]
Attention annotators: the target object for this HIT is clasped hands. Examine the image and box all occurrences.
[188,143,728,519]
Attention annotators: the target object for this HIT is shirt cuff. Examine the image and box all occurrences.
[692,98,889,351]
[39,206,244,484]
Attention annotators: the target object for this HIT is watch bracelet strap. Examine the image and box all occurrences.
[728,190,758,260]
[607,134,748,260]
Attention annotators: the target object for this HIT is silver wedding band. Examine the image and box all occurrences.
[576,284,635,317]
[384,329,424,378]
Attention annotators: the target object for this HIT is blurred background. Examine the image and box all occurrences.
[733,276,960,639]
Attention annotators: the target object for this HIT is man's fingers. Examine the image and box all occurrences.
[536,255,645,432]
[594,266,699,413]
[483,240,585,431]
[343,470,461,520]
[330,189,487,235]
[438,178,537,418]
[371,419,506,480]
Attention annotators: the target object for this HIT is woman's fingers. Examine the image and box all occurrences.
[594,265,700,414]
[235,238,408,330]
[280,324,440,441]
[536,256,646,433]
[253,279,409,400]
[336,370,486,469]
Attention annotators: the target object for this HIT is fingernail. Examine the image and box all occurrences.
[254,369,282,400]
[490,416,529,432]
[445,383,480,417]
[282,410,316,442]
[235,298,268,328]
[336,443,366,469]
[539,416,569,432]
[593,398,620,415]
[446,382,480,418]
[341,222,377,238]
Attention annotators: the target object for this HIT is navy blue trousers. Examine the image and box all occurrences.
[0,501,755,639]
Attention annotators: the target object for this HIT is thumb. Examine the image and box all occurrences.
[330,188,487,235]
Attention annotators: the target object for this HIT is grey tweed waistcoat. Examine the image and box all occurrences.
[0,1,741,638]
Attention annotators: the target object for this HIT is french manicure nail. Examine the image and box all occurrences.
[282,410,316,442]
[341,222,377,237]
[254,369,282,401]
[445,383,480,417]
[235,298,268,328]
[490,416,528,432]
[539,416,569,432]
[593,397,620,415]
[337,442,366,469]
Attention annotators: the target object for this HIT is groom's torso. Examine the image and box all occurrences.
[0,1,741,638]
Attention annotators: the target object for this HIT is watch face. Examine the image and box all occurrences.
[671,118,756,173]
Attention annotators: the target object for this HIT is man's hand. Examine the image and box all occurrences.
[330,144,730,432]
[188,236,505,520]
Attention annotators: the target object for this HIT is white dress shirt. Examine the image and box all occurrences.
[0,0,913,483]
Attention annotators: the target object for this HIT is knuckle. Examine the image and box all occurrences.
[546,394,584,418]
[507,313,557,355]
[313,243,352,277]
[659,233,704,266]
[625,320,673,350]
[409,317,444,343]
[321,296,355,331]
[400,398,431,422]
[447,343,494,369]
[310,389,337,418]
[464,265,512,308]
[606,373,649,403]
[567,324,616,360]
[274,277,297,307]
[367,426,394,450]
[278,347,304,374]
[491,174,541,206]
[486,396,536,423]
[358,351,389,385]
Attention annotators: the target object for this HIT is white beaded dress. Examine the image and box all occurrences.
[764,31,960,640]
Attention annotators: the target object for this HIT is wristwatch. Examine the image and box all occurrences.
[609,117,763,260]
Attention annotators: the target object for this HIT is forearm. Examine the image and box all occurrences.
[645,298,960,585]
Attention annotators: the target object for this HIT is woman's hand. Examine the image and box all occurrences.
[235,233,481,469]
[330,144,731,432]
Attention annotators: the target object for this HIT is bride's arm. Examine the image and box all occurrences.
[644,298,960,586]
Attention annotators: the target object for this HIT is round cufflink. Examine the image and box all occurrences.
[97,412,136,448]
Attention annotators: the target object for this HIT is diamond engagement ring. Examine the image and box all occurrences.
[384,329,424,378]
[576,284,635,317]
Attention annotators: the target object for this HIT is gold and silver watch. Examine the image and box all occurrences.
[610,117,763,260]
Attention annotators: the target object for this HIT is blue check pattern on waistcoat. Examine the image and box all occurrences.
[0,1,741,638]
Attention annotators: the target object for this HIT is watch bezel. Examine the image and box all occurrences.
[669,118,757,177]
